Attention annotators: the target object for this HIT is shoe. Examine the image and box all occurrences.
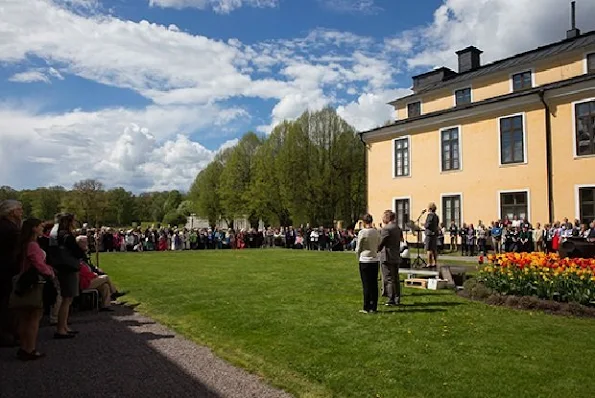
[359,310,369,314]
[100,307,115,312]
[385,302,397,306]
[111,291,127,300]
[17,349,46,361]
[54,333,75,340]
[67,330,79,335]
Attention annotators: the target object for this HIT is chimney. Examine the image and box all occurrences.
[566,1,581,39]
[455,46,483,73]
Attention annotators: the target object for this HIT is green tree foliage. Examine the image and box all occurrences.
[193,108,366,228]
[162,210,187,227]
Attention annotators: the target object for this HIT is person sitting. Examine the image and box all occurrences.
[76,236,125,311]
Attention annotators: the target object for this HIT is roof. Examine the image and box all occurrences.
[392,30,595,104]
[361,73,595,138]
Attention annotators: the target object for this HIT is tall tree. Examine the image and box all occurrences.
[33,186,65,220]
[189,161,224,228]
[68,179,107,225]
[106,187,136,226]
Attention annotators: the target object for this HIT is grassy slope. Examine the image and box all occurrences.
[101,250,595,398]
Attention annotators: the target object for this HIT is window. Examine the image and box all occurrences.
[500,115,525,164]
[500,192,528,221]
[407,102,421,118]
[442,195,461,228]
[393,138,410,177]
[394,199,410,231]
[579,187,595,224]
[455,88,471,106]
[587,53,595,74]
[512,71,532,91]
[441,127,460,171]
[575,100,595,156]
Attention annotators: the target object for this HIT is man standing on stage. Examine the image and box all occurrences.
[424,203,440,268]
[378,210,404,306]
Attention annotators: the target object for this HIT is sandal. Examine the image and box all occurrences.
[17,349,46,361]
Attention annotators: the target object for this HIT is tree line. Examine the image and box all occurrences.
[2,108,366,229]
[0,181,189,228]
[189,108,366,229]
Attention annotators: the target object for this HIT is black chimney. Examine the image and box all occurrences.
[566,1,581,39]
[455,46,483,73]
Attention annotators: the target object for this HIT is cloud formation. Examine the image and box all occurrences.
[148,0,279,13]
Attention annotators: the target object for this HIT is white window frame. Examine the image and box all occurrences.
[392,196,412,232]
[439,125,463,173]
[575,184,595,222]
[406,100,423,118]
[453,86,473,107]
[584,52,595,74]
[439,192,464,227]
[571,97,595,158]
[497,112,528,166]
[509,68,535,93]
[497,189,531,222]
[392,135,411,178]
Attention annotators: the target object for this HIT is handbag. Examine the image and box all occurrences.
[9,273,46,310]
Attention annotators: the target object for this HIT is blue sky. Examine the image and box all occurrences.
[1,0,594,192]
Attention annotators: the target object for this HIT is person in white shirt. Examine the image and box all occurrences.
[355,214,380,314]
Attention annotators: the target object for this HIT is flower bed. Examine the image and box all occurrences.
[480,253,595,304]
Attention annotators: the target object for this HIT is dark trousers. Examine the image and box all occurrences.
[359,262,379,312]
[0,279,17,345]
[381,262,401,304]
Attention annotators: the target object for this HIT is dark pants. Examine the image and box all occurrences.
[381,262,401,304]
[359,262,379,312]
[0,279,17,345]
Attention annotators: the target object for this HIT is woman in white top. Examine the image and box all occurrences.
[355,214,380,313]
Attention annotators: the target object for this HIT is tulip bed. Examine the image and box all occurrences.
[480,252,595,304]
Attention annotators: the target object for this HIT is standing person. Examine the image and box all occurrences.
[13,219,56,360]
[378,210,403,306]
[460,223,468,256]
[448,220,458,252]
[477,222,487,255]
[424,203,439,268]
[533,223,544,252]
[0,200,23,347]
[355,214,380,314]
[491,222,503,254]
[49,213,83,339]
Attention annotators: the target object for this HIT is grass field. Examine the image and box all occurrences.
[101,250,595,398]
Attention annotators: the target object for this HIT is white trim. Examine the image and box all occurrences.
[438,125,463,173]
[392,196,412,232]
[392,135,411,178]
[575,184,595,222]
[509,68,536,93]
[406,100,423,118]
[571,97,595,158]
[497,112,528,166]
[584,52,595,75]
[439,192,464,227]
[497,189,531,222]
[453,86,473,107]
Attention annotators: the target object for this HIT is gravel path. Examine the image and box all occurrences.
[0,304,292,398]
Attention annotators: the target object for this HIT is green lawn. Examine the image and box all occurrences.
[101,250,595,398]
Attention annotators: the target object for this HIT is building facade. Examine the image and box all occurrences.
[361,24,595,232]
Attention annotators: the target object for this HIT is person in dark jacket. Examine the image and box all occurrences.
[378,210,404,306]
[49,213,84,339]
[424,203,439,268]
[0,200,23,347]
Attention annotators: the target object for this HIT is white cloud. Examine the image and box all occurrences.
[148,0,279,14]
[9,70,51,84]
[337,89,411,132]
[0,103,247,191]
[404,0,595,70]
[318,0,380,14]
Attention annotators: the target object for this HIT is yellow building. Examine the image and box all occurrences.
[360,22,595,232]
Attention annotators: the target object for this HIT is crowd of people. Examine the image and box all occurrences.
[440,215,595,256]
[0,200,125,361]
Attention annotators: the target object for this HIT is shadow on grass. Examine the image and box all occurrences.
[405,301,466,307]
[379,308,446,314]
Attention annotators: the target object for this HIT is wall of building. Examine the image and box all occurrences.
[549,93,595,222]
[368,103,551,229]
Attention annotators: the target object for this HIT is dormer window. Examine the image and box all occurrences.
[407,101,421,118]
[512,71,533,92]
[455,88,472,106]
[587,53,595,73]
